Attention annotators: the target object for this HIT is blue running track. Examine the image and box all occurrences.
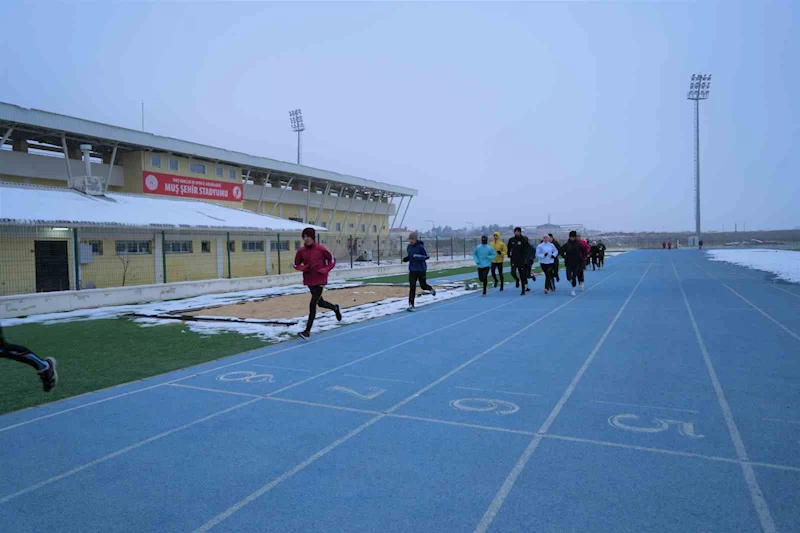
[1,250,798,532]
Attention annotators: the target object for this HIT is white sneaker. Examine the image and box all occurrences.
[407,305,416,312]
[580,282,585,292]
[570,290,576,297]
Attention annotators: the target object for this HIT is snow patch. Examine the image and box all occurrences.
[706,249,800,284]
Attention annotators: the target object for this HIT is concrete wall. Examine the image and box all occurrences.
[0,149,125,186]
[0,259,474,318]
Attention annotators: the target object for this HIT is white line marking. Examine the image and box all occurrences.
[168,383,262,399]
[251,364,313,373]
[264,297,523,399]
[768,283,800,299]
[191,261,631,532]
[675,259,777,533]
[265,396,800,474]
[191,414,387,533]
[0,398,261,504]
[0,293,476,433]
[265,397,382,416]
[343,374,415,384]
[474,263,652,533]
[454,386,541,398]
[723,284,800,343]
[592,399,700,414]
[763,417,800,426]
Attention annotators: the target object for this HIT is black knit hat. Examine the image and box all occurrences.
[569,230,577,237]
[481,235,488,244]
[302,227,316,240]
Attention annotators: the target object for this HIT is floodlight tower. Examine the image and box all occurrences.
[289,109,305,165]
[686,74,711,245]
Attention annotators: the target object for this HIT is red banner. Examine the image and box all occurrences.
[142,171,243,202]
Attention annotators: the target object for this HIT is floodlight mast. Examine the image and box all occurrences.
[686,74,711,246]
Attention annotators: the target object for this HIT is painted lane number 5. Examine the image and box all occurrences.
[609,414,705,438]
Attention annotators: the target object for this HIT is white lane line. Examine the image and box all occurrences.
[251,364,313,373]
[723,284,800,343]
[343,374,415,384]
[454,386,541,398]
[168,383,263,399]
[191,413,387,533]
[0,398,261,504]
[768,283,800,299]
[675,260,777,533]
[265,395,800,474]
[265,397,382,416]
[474,263,652,533]
[591,400,700,414]
[191,261,631,532]
[263,296,523,399]
[763,418,800,426]
[0,293,476,433]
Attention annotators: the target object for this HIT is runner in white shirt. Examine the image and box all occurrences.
[536,235,559,294]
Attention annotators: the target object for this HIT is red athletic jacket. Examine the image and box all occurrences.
[293,242,336,286]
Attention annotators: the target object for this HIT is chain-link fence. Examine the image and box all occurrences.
[592,230,800,250]
[0,226,487,298]
[0,225,311,297]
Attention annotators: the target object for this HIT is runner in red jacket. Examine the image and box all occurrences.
[293,227,342,340]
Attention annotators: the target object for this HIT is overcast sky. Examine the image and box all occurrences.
[1,0,797,232]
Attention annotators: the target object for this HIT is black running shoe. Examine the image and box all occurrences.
[334,304,342,321]
[38,357,58,393]
[516,280,520,288]
[298,331,310,341]
[494,280,498,288]
[431,288,437,296]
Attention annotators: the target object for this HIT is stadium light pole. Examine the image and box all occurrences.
[289,109,305,165]
[687,74,711,246]
[425,219,435,235]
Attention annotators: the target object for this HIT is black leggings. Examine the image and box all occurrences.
[591,256,598,270]
[0,340,48,372]
[409,271,433,305]
[477,267,490,294]
[553,257,560,280]
[598,253,605,268]
[542,264,556,291]
[566,265,585,287]
[510,265,528,290]
[490,262,504,287]
[306,285,336,332]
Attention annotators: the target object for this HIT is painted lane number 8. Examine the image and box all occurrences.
[216,371,275,384]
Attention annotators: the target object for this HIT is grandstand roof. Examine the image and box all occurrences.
[0,101,417,197]
[0,183,321,232]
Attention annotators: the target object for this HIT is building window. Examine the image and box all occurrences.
[361,224,366,232]
[115,240,152,255]
[228,240,236,253]
[169,159,179,171]
[289,217,303,223]
[165,241,193,254]
[242,240,265,252]
[270,241,290,252]
[321,221,327,228]
[201,241,211,253]
[190,163,206,174]
[294,240,302,250]
[349,223,354,228]
[373,225,377,233]
[83,240,103,256]
[336,222,341,232]
[150,155,162,168]
[229,169,237,180]
[216,167,224,178]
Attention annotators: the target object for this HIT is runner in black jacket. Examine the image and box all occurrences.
[507,227,532,296]
[549,233,562,284]
[560,230,587,296]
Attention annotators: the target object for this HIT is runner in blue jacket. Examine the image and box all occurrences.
[403,231,436,311]
[473,235,497,296]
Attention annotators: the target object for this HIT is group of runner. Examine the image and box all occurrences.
[3,226,606,389]
[472,228,606,297]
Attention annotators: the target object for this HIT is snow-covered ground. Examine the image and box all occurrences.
[338,254,472,269]
[706,249,800,284]
[1,280,469,342]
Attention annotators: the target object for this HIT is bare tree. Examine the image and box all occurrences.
[118,253,132,287]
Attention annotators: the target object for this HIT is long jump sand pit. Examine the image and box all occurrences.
[185,285,424,320]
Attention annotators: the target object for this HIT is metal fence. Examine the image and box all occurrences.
[0,226,483,298]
